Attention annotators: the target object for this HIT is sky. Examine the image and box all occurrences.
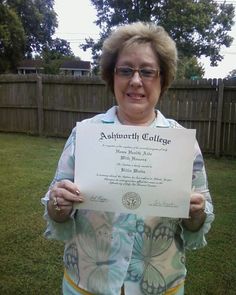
[53,0,236,79]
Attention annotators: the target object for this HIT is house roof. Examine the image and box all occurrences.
[60,60,90,70]
[18,59,44,68]
[17,59,91,70]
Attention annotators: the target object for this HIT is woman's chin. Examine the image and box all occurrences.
[125,102,147,113]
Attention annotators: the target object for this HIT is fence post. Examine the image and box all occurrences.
[215,79,224,157]
[36,75,44,136]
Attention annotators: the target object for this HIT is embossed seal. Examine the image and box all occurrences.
[122,192,141,210]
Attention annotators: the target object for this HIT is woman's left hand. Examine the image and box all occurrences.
[182,192,206,232]
[189,192,206,218]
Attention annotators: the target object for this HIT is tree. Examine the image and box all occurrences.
[82,0,235,73]
[225,69,236,79]
[5,0,57,57]
[42,38,74,61]
[0,0,75,73]
[42,38,75,74]
[0,4,25,73]
[177,56,205,80]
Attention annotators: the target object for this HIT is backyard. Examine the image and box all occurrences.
[0,133,235,295]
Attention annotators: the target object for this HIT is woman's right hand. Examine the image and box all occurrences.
[47,179,84,222]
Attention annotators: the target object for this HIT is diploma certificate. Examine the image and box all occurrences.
[74,123,196,218]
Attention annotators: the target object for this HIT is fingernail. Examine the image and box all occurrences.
[75,190,80,195]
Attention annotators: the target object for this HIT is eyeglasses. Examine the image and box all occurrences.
[114,66,160,80]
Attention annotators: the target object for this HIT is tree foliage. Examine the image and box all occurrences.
[82,0,235,75]
[0,0,74,73]
[225,69,236,79]
[42,38,75,74]
[42,38,74,61]
[0,4,25,73]
[6,0,57,57]
[177,56,205,80]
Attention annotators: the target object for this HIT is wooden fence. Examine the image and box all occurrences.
[0,74,235,157]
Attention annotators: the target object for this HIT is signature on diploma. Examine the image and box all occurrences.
[149,200,178,208]
[90,195,108,203]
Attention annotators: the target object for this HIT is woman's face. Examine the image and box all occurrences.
[114,43,161,125]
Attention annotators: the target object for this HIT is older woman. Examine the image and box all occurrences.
[42,22,214,295]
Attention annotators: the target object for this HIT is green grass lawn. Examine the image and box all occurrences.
[0,133,235,295]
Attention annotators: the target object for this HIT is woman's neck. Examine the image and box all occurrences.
[116,108,157,126]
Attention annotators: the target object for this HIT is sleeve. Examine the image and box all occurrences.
[41,127,77,241]
[180,141,215,250]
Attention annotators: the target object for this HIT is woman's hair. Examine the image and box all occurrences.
[100,22,178,97]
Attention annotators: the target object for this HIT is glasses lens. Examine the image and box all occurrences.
[115,67,158,79]
[140,68,157,78]
[117,67,133,77]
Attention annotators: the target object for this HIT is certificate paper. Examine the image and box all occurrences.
[74,123,196,218]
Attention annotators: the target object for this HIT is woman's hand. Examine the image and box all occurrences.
[182,192,206,232]
[47,180,84,223]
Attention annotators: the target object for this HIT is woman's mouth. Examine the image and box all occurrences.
[127,93,145,99]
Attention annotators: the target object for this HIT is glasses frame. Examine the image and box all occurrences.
[114,66,160,80]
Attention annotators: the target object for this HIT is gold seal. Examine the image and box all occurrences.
[122,192,141,210]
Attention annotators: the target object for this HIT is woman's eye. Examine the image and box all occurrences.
[141,69,155,77]
[120,68,132,75]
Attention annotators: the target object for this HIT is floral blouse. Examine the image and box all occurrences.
[42,106,214,295]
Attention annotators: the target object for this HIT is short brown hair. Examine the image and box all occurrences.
[100,22,177,97]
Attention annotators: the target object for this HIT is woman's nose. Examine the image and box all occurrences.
[129,71,142,86]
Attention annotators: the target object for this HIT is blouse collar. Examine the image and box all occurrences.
[101,106,171,128]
